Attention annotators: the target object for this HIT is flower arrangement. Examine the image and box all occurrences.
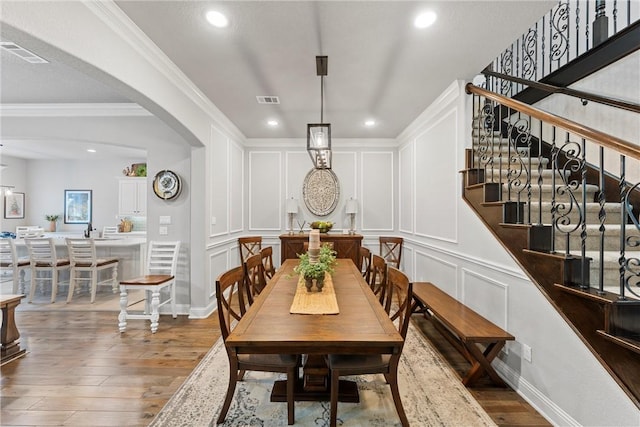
[45,214,60,222]
[293,244,337,291]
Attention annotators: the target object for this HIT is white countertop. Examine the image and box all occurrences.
[13,237,146,247]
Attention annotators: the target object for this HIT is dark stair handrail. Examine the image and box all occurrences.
[465,83,640,160]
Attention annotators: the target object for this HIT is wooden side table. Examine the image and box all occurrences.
[279,233,363,265]
[1,294,27,365]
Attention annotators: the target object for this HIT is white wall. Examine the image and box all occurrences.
[397,80,639,426]
[0,155,28,232]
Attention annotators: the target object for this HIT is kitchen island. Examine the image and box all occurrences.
[13,236,146,280]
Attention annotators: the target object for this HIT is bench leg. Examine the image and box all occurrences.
[462,341,507,387]
[118,286,128,333]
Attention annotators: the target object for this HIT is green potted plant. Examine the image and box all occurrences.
[294,244,337,291]
[45,214,60,232]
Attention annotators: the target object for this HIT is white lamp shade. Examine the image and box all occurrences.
[286,198,298,214]
[345,199,358,214]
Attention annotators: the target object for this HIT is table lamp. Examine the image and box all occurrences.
[286,197,298,235]
[345,197,358,235]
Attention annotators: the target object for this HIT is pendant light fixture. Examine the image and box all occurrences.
[307,55,332,169]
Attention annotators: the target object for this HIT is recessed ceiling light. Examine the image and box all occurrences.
[206,10,229,28]
[267,120,279,127]
[414,11,437,29]
[364,119,376,127]
[87,149,96,153]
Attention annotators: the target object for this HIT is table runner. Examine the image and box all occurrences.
[289,273,339,314]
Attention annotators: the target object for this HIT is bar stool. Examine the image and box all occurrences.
[0,239,30,294]
[66,238,119,303]
[118,241,181,333]
[25,238,70,303]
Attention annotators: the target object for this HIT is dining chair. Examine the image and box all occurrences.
[24,238,70,303]
[328,266,413,427]
[379,236,403,269]
[260,246,277,279]
[238,236,262,263]
[359,246,372,283]
[65,238,119,303]
[215,266,298,425]
[243,253,267,306]
[118,241,180,333]
[102,226,119,238]
[369,254,388,311]
[0,239,30,294]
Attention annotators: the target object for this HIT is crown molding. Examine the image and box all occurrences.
[0,103,151,117]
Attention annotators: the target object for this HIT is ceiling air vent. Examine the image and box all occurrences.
[0,42,49,64]
[256,96,280,105]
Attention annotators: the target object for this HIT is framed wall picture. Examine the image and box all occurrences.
[4,192,25,219]
[64,189,92,224]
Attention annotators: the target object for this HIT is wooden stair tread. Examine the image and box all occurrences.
[596,330,640,355]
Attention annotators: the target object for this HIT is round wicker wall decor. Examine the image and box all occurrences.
[302,168,340,216]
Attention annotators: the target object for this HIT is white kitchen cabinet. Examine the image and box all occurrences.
[118,178,147,216]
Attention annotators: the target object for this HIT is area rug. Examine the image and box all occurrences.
[150,321,497,427]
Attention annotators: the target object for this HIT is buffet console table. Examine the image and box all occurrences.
[279,233,362,265]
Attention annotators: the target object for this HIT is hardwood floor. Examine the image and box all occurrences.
[1,309,550,426]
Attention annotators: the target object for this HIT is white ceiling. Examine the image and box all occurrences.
[0,1,555,159]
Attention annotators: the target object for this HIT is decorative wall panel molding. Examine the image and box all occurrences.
[229,141,244,233]
[399,143,414,234]
[461,268,509,329]
[249,152,282,230]
[361,151,394,231]
[415,250,458,297]
[209,125,229,237]
[414,107,458,242]
[208,249,229,298]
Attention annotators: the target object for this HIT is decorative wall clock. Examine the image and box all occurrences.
[153,170,182,200]
[302,168,340,216]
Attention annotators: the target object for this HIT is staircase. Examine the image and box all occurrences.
[463,83,640,407]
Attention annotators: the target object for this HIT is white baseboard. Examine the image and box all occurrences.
[494,358,579,426]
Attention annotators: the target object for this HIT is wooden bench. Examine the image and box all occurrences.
[1,294,27,365]
[411,282,514,387]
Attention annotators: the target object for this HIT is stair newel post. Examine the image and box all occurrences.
[580,137,589,290]
[597,146,606,294]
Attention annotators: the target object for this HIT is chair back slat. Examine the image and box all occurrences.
[145,241,181,276]
[0,239,13,266]
[359,246,372,283]
[25,238,57,265]
[386,267,413,344]
[66,238,97,266]
[238,236,262,263]
[369,254,388,310]
[260,246,276,279]
[379,236,403,269]
[244,253,267,303]
[216,266,248,340]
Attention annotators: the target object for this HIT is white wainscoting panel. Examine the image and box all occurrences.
[249,152,282,231]
[229,140,244,233]
[402,246,414,280]
[414,108,458,243]
[361,151,394,231]
[332,152,357,230]
[399,142,414,234]
[461,268,509,329]
[415,250,458,297]
[209,125,229,237]
[209,249,229,298]
[286,152,312,225]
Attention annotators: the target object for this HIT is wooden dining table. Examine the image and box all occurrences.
[225,258,404,402]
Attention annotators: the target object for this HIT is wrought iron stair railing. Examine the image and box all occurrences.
[464,82,640,406]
